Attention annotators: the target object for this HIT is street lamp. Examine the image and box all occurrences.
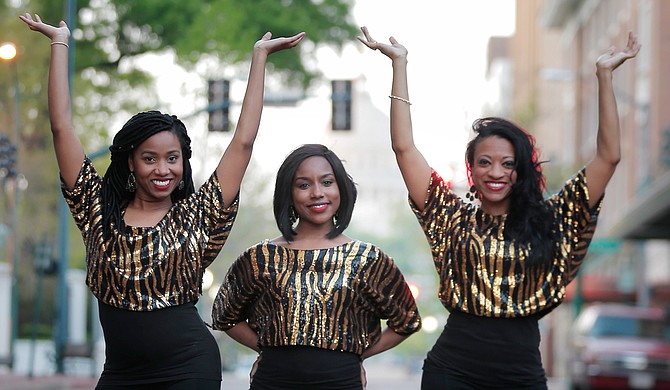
[0,43,17,62]
[0,41,20,369]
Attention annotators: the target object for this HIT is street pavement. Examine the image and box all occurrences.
[0,372,568,390]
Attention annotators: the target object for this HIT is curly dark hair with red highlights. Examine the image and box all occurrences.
[466,117,555,267]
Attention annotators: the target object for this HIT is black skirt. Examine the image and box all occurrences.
[422,310,547,389]
[96,300,221,387]
[251,346,362,390]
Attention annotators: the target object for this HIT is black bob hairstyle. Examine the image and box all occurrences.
[273,144,357,242]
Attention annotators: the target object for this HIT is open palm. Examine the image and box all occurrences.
[19,13,70,42]
[596,32,641,72]
[254,31,306,56]
[357,26,408,61]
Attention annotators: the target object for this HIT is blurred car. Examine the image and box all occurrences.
[569,303,670,390]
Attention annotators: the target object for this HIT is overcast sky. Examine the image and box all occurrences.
[136,0,517,185]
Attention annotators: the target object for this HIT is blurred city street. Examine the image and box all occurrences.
[0,370,569,390]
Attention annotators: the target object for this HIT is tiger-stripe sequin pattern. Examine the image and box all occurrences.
[411,168,601,318]
[61,158,238,311]
[212,240,421,355]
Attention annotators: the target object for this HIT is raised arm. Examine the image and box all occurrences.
[585,32,640,208]
[357,26,431,209]
[215,31,305,206]
[19,13,85,189]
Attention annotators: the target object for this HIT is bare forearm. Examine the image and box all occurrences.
[47,39,72,137]
[215,50,267,202]
[234,50,268,149]
[225,322,261,353]
[595,70,621,165]
[360,328,408,361]
[389,58,431,207]
[389,58,414,155]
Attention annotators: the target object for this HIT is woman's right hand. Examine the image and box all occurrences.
[19,13,70,43]
[254,31,306,57]
[357,26,408,62]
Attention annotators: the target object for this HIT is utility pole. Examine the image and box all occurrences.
[55,0,77,374]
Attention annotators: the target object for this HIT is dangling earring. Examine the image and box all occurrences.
[466,185,477,201]
[289,205,298,224]
[333,213,339,225]
[178,180,185,190]
[126,172,137,192]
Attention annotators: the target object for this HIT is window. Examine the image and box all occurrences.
[331,80,352,130]
[208,79,230,132]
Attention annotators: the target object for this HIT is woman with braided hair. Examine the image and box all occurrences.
[20,12,304,390]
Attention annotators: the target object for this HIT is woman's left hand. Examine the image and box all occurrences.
[254,31,306,56]
[357,26,408,62]
[596,32,641,73]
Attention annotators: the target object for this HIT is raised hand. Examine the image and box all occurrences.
[19,13,70,43]
[596,32,641,73]
[254,31,306,56]
[356,26,407,62]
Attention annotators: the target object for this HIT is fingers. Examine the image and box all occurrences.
[256,31,305,54]
[19,13,35,25]
[625,32,641,57]
[358,26,378,51]
[360,26,373,41]
[288,31,306,45]
[276,32,305,48]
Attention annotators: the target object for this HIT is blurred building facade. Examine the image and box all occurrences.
[486,0,670,378]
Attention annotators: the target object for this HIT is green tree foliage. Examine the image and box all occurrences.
[79,0,357,85]
[1,0,356,337]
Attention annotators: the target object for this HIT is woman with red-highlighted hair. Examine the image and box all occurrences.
[358,25,640,389]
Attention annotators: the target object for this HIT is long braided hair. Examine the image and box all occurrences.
[466,117,555,267]
[101,110,195,233]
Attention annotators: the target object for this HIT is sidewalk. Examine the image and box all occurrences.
[0,374,98,390]
[0,374,568,390]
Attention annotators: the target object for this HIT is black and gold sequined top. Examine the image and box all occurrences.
[61,158,238,311]
[211,240,421,355]
[411,168,601,318]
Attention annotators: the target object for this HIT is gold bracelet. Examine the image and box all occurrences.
[51,41,69,48]
[389,95,411,105]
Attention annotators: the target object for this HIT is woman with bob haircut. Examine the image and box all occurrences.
[212,144,421,390]
[358,26,640,389]
[20,12,304,390]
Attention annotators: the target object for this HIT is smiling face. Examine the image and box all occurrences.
[291,156,341,232]
[127,130,183,204]
[470,135,517,215]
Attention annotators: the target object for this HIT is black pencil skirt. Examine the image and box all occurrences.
[250,346,362,390]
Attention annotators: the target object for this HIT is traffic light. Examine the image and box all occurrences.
[0,135,16,178]
[207,79,230,132]
[331,80,352,130]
